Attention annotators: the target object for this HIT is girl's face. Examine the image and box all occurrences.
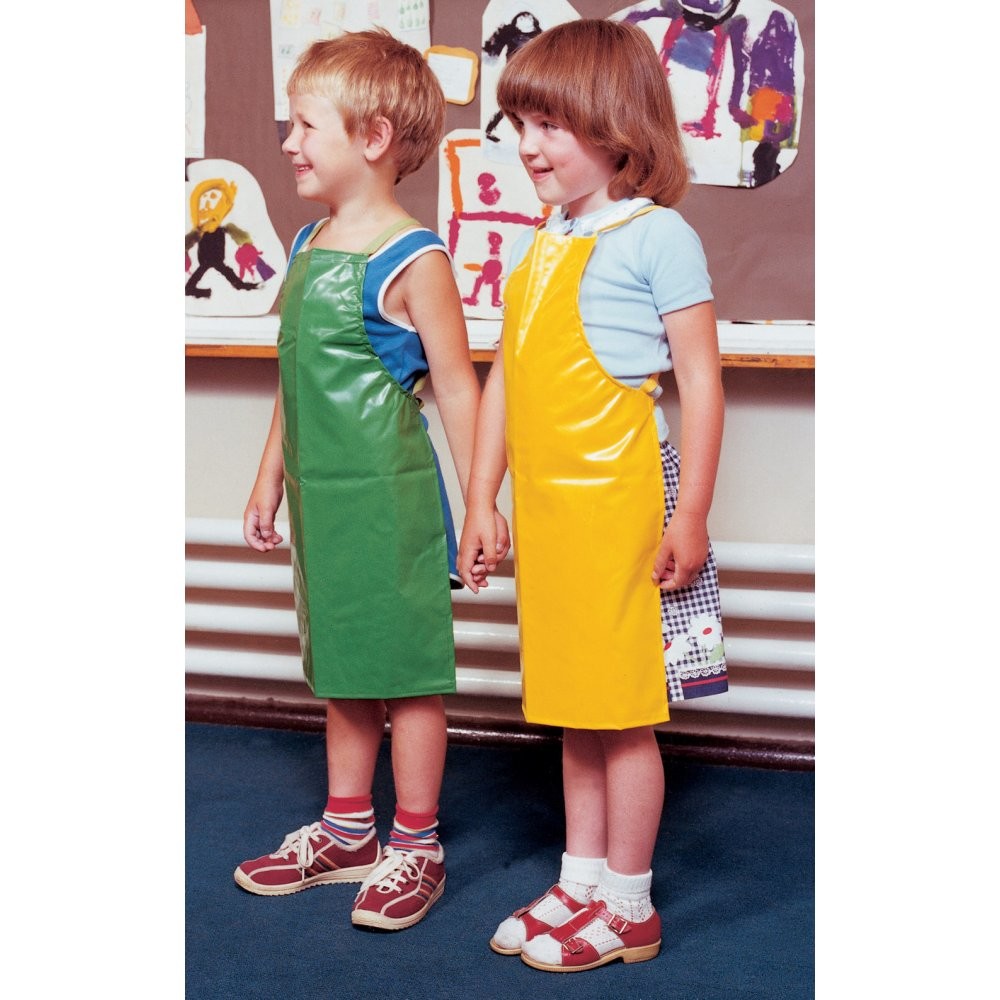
[281,92,367,206]
[510,111,618,219]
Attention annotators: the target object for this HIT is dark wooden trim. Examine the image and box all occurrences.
[186,693,814,771]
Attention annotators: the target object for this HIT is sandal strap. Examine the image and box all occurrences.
[512,883,585,920]
[551,901,631,949]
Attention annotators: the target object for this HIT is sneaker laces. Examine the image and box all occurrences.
[365,848,423,894]
[271,822,323,866]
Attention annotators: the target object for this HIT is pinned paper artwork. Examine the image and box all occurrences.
[426,45,479,105]
[185,0,206,159]
[269,0,431,120]
[439,130,551,321]
[612,0,803,188]
[185,159,287,317]
[479,0,580,164]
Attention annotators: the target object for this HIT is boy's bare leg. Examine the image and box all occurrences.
[326,698,386,797]
[385,695,447,813]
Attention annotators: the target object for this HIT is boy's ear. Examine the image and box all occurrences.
[363,116,394,163]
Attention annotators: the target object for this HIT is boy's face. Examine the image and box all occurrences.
[281,92,368,206]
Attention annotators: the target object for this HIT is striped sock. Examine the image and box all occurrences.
[320,794,375,849]
[387,806,439,854]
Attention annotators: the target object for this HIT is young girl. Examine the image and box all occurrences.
[236,30,486,932]
[457,18,729,972]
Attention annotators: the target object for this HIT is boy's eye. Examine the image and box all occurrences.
[509,115,524,133]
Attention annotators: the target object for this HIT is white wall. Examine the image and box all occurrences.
[185,358,814,547]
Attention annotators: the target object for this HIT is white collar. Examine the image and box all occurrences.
[544,197,653,237]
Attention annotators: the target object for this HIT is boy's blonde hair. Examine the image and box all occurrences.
[496,19,689,207]
[287,28,445,181]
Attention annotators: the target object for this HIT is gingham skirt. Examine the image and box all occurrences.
[660,441,729,702]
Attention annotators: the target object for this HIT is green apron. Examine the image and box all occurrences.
[278,219,456,699]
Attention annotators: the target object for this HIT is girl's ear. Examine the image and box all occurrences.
[363,116,394,163]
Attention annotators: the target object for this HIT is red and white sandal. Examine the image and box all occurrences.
[489,885,588,955]
[519,899,661,972]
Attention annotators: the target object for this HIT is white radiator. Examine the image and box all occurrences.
[185,518,815,719]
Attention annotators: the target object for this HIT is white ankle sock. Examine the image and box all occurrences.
[557,852,604,903]
[594,863,655,922]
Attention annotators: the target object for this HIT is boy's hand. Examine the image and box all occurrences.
[243,482,285,552]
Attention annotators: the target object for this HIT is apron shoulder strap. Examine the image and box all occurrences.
[289,217,421,258]
[289,219,324,261]
[593,203,660,236]
[361,216,422,256]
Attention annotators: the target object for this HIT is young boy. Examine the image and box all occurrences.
[235,28,487,932]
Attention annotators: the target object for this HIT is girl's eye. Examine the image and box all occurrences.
[509,115,524,133]
[542,120,559,132]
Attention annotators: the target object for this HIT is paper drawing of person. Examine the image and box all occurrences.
[185,177,267,299]
[462,230,505,308]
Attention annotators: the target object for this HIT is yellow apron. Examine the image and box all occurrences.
[503,207,669,730]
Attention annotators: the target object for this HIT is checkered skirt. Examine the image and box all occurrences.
[660,441,729,702]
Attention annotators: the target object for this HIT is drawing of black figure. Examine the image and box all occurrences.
[185,177,261,299]
[482,12,542,143]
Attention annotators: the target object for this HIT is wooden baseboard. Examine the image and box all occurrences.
[186,692,814,771]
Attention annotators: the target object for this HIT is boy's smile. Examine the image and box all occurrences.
[281,92,367,205]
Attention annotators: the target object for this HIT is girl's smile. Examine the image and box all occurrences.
[512,111,618,218]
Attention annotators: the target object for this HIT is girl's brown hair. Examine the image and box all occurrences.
[496,19,689,207]
[287,28,445,181]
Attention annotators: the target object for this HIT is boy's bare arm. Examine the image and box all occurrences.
[244,392,286,552]
[400,250,481,500]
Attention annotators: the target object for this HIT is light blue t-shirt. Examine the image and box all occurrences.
[506,198,713,440]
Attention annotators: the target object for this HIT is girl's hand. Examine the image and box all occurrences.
[493,508,511,562]
[652,511,708,591]
[458,506,509,593]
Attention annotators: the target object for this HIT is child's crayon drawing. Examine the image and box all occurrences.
[479,0,581,165]
[185,159,287,317]
[438,130,551,322]
[612,0,804,188]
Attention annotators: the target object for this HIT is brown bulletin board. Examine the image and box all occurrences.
[189,0,814,322]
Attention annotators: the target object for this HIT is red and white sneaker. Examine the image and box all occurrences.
[234,822,379,896]
[351,844,446,931]
[490,885,588,955]
[520,900,661,972]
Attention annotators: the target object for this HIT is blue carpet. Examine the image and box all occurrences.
[186,722,813,999]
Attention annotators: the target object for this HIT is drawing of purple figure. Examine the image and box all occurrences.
[463,230,504,308]
[620,0,801,188]
[728,8,798,186]
[482,12,542,143]
[643,1,744,141]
